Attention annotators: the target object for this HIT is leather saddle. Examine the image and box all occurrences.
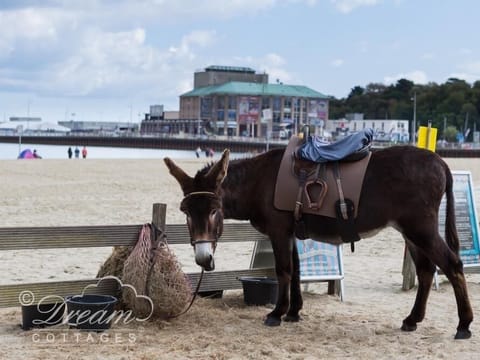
[274,129,373,249]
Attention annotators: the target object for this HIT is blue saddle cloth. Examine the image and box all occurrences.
[297,128,374,163]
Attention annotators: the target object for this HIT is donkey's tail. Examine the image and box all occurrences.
[444,165,460,254]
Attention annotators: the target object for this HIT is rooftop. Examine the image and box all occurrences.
[181,81,328,99]
[204,65,256,73]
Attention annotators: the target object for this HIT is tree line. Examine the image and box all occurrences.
[328,78,480,142]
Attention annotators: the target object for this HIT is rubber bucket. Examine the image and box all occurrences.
[21,303,66,330]
[65,294,117,331]
[238,277,278,305]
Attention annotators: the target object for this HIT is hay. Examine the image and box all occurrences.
[146,242,193,319]
[96,246,132,278]
[98,224,192,320]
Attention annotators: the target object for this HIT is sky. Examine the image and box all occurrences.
[1,0,480,123]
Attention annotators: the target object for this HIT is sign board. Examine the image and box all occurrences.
[417,125,438,152]
[250,239,344,301]
[438,171,480,268]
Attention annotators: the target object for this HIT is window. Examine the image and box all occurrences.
[273,97,281,111]
[262,97,270,110]
[228,96,236,110]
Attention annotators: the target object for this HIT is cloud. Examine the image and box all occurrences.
[331,58,345,67]
[170,30,217,60]
[384,70,428,85]
[0,7,73,58]
[330,0,382,13]
[450,61,480,84]
[232,52,293,84]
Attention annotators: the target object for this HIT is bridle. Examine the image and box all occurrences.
[180,191,223,247]
[167,190,223,318]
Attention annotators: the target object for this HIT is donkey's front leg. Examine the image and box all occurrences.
[284,240,302,322]
[265,236,294,326]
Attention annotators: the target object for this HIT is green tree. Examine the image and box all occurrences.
[444,126,458,143]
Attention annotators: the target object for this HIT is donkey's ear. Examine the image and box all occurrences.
[206,149,229,187]
[164,157,193,189]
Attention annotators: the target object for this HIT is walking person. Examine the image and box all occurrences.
[74,147,80,158]
[82,146,88,159]
[67,147,73,159]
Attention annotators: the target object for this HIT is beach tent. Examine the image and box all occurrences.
[18,149,35,159]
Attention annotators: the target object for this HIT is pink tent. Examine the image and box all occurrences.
[18,149,35,159]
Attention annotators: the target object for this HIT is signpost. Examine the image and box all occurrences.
[250,239,345,301]
[433,171,480,288]
[403,170,480,290]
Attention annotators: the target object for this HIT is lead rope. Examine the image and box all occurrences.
[147,223,205,319]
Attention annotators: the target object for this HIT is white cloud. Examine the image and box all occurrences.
[0,7,73,58]
[330,0,382,13]
[450,61,480,83]
[171,30,217,59]
[384,70,428,85]
[331,58,345,67]
[232,52,293,84]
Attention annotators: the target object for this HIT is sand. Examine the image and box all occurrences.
[0,155,480,359]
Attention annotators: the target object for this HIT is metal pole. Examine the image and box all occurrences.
[197,97,201,137]
[443,116,447,141]
[412,92,417,145]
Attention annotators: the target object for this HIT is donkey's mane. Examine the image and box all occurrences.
[196,149,284,187]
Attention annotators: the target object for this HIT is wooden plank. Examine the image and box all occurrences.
[0,268,275,308]
[0,223,268,251]
[0,225,143,250]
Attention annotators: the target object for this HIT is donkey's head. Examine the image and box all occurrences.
[164,149,230,271]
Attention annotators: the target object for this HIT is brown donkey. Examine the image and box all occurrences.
[164,145,473,339]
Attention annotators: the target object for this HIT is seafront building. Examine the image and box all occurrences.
[140,65,330,139]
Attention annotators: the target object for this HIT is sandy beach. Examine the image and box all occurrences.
[1,155,480,359]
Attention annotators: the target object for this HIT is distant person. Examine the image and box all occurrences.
[82,146,88,159]
[33,149,42,159]
[67,147,73,159]
[195,146,201,158]
[74,147,80,158]
[208,148,215,158]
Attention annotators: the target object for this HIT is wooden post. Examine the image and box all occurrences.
[402,246,416,290]
[152,203,167,240]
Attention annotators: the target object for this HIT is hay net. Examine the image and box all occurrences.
[122,223,192,320]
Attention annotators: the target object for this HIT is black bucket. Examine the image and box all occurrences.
[21,302,66,330]
[239,277,278,305]
[65,294,118,332]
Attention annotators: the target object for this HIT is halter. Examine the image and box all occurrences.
[180,191,223,246]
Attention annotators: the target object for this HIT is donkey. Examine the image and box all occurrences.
[164,145,473,339]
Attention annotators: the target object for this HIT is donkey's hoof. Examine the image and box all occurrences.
[401,321,417,332]
[264,316,281,327]
[284,314,301,322]
[454,329,472,340]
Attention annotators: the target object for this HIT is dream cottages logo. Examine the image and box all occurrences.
[19,275,155,328]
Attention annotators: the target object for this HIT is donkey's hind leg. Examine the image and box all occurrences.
[428,238,473,339]
[401,241,436,332]
[404,231,473,339]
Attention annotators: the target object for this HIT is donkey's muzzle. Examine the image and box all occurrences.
[194,242,215,271]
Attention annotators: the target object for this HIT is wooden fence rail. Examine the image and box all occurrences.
[0,203,274,308]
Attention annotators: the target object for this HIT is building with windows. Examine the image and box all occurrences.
[327,113,410,142]
[140,65,329,139]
